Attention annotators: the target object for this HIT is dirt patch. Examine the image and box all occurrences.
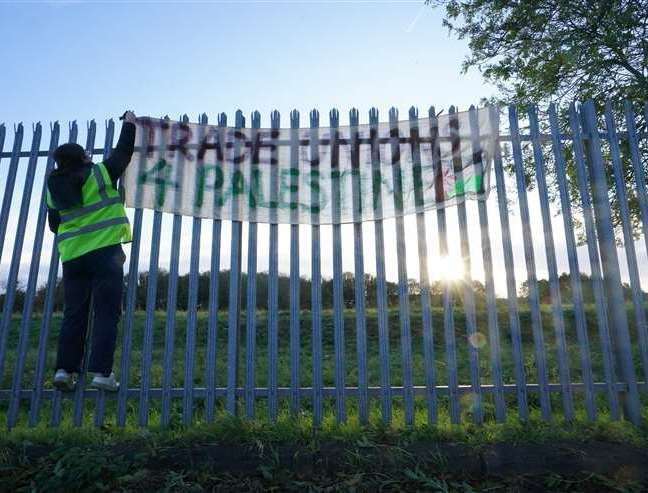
[22,439,644,480]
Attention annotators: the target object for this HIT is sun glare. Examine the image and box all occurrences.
[431,253,465,282]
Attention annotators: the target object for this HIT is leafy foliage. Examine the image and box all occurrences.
[429,0,647,106]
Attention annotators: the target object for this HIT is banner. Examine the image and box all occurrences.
[123,107,496,224]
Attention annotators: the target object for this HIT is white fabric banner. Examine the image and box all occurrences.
[123,107,496,224]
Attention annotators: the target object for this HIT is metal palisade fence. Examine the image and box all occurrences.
[0,100,646,429]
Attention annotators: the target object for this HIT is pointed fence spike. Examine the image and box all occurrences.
[310,109,319,126]
[270,110,280,127]
[389,107,398,124]
[290,109,300,128]
[369,107,379,123]
[235,110,245,127]
[349,108,359,125]
[329,108,339,126]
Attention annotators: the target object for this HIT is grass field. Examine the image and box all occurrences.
[1,303,647,428]
[1,305,648,491]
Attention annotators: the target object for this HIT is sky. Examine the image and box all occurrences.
[1,0,647,298]
[0,0,490,124]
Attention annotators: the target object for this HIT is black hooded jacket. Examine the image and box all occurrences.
[47,121,136,233]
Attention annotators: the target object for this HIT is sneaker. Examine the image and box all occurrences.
[53,369,77,392]
[90,372,119,392]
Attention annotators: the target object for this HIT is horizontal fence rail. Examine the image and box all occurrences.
[0,100,647,430]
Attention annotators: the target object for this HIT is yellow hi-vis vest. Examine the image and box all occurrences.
[46,163,132,262]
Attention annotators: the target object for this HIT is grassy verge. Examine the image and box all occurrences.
[1,411,647,492]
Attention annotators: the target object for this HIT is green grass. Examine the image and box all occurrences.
[2,303,646,429]
[2,303,648,491]
[0,411,647,492]
[2,405,647,448]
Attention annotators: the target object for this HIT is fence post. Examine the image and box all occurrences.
[388,107,414,426]
[204,112,227,423]
[205,183,222,423]
[449,106,483,424]
[469,105,505,422]
[226,110,245,416]
[580,100,641,425]
[369,107,392,424]
[350,108,369,424]
[153,116,183,426]
[430,107,460,424]
[267,110,280,422]
[409,106,437,425]
[330,108,346,423]
[310,109,324,426]
[72,120,96,428]
[28,122,61,427]
[50,121,78,427]
[289,109,301,416]
[244,111,260,419]
[94,119,115,427]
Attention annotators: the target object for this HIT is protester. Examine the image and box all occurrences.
[47,110,137,392]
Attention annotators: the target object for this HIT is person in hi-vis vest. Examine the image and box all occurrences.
[47,111,136,392]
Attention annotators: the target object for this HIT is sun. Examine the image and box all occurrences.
[431,253,465,282]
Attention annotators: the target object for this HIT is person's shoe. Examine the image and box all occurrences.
[53,369,77,392]
[90,372,119,392]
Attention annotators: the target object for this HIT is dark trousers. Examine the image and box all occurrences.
[55,244,126,375]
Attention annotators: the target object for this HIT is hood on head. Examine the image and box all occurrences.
[47,166,90,210]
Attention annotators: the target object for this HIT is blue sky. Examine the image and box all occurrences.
[1,0,493,125]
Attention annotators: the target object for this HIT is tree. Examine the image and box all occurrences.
[429,0,648,238]
[429,0,647,105]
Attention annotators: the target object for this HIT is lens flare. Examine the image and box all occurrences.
[469,332,487,349]
[431,253,465,281]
